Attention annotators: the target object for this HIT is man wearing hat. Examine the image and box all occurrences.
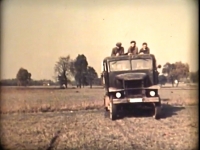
[111,42,124,56]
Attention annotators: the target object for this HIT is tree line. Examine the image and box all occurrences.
[158,61,198,87]
[54,54,98,88]
[0,57,198,88]
[0,54,99,88]
[0,78,57,86]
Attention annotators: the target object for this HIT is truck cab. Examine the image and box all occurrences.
[102,54,162,120]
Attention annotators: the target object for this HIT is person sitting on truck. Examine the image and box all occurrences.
[138,42,150,54]
[111,42,124,56]
[127,41,138,56]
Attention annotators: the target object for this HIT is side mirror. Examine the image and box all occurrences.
[157,65,161,68]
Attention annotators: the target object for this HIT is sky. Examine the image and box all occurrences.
[1,0,198,80]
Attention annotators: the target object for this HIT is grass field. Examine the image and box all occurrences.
[1,86,104,114]
[0,86,198,150]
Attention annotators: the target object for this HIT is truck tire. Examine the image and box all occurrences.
[153,105,161,119]
[109,97,117,120]
[153,95,162,119]
[104,95,109,112]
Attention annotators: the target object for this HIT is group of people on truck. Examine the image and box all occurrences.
[111,41,150,56]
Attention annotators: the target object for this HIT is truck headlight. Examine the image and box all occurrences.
[116,92,121,98]
[149,91,155,96]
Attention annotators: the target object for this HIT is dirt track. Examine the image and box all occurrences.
[1,87,198,150]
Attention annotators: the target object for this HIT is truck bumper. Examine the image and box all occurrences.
[112,97,160,104]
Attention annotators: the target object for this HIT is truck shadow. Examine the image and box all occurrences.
[160,104,185,119]
[116,104,185,120]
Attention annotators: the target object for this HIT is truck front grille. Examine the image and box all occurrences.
[124,80,143,89]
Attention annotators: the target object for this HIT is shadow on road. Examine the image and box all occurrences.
[114,104,185,120]
[160,104,185,119]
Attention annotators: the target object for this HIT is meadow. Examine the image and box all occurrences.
[0,85,198,150]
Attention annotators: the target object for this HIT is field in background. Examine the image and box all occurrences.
[0,85,198,114]
[0,86,198,150]
[1,86,104,114]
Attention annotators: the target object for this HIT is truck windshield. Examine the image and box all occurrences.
[131,59,152,70]
[109,60,131,71]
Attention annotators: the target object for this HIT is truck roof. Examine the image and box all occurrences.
[103,54,156,62]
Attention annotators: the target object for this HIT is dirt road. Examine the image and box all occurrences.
[1,106,198,150]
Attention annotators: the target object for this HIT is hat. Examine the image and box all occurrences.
[116,42,122,47]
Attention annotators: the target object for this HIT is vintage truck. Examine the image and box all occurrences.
[101,54,162,120]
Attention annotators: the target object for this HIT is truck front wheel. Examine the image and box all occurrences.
[110,102,117,120]
[109,97,117,120]
[153,102,161,119]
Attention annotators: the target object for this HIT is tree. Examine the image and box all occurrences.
[190,70,198,83]
[73,54,88,88]
[54,55,73,88]
[162,61,189,87]
[158,75,167,87]
[86,66,98,88]
[0,79,18,86]
[16,68,31,86]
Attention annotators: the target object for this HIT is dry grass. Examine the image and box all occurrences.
[1,86,198,114]
[0,86,198,150]
[0,86,104,114]
[158,87,198,106]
